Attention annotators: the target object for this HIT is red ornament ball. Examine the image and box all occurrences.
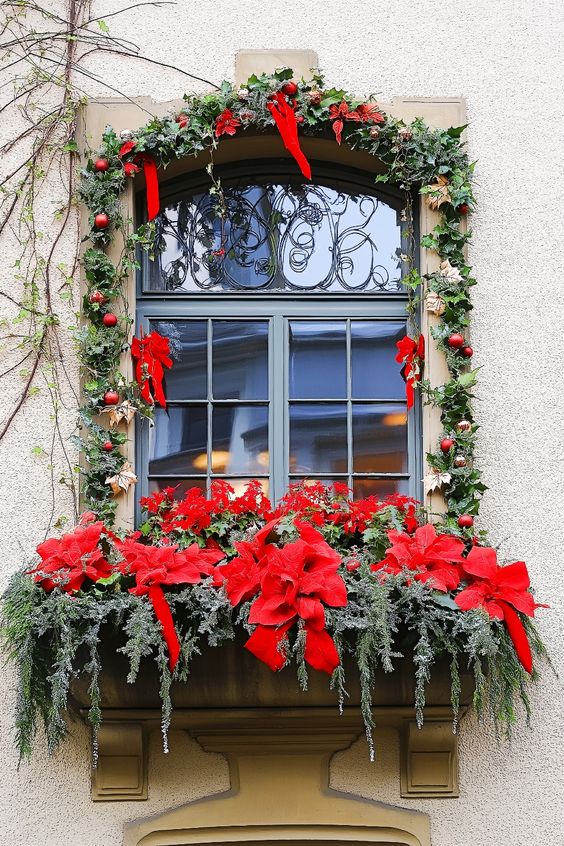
[88,290,106,305]
[461,345,474,358]
[440,437,455,452]
[103,389,119,406]
[102,441,113,452]
[447,333,465,349]
[282,81,298,96]
[457,514,474,529]
[102,313,118,327]
[296,114,304,124]
[458,203,470,215]
[94,158,109,172]
[94,213,109,229]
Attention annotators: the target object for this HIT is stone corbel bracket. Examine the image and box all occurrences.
[90,706,465,807]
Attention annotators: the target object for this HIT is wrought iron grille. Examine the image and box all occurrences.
[146,179,405,294]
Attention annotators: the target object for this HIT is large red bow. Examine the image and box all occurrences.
[396,334,425,409]
[119,142,160,221]
[266,92,311,180]
[117,538,225,670]
[131,329,172,408]
[455,546,546,673]
[220,519,346,675]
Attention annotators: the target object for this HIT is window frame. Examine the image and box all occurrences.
[136,298,422,514]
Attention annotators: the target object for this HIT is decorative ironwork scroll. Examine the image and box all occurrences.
[148,181,404,293]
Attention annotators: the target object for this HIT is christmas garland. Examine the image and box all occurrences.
[1,69,549,761]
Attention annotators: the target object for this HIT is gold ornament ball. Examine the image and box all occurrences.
[237,87,250,101]
[398,127,413,141]
[454,454,467,467]
[308,89,322,106]
[369,126,380,139]
[456,419,472,432]
[119,128,133,141]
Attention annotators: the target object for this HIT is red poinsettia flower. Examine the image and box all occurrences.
[395,334,425,409]
[130,329,172,408]
[160,486,215,535]
[329,100,362,144]
[244,521,346,674]
[371,523,466,592]
[140,486,178,515]
[117,538,225,670]
[356,103,385,124]
[215,108,241,138]
[29,522,111,593]
[455,546,546,673]
[218,519,280,604]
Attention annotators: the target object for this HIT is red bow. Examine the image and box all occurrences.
[119,142,160,221]
[130,329,172,408]
[396,334,425,409]
[221,519,346,674]
[455,546,547,673]
[117,538,225,670]
[266,92,311,180]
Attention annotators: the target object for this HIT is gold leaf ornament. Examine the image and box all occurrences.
[106,461,138,496]
[101,399,137,426]
[424,175,451,210]
[425,290,446,316]
[439,259,463,283]
[424,469,452,494]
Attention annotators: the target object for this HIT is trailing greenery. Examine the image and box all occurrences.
[1,483,548,762]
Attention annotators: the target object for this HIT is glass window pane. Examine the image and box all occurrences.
[213,320,268,400]
[352,477,410,499]
[212,405,268,474]
[351,321,406,399]
[289,321,347,399]
[149,406,207,475]
[218,478,270,498]
[352,403,408,473]
[148,478,207,499]
[151,320,207,400]
[289,403,347,473]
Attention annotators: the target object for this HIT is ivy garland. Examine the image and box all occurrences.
[77,67,483,531]
[1,68,550,763]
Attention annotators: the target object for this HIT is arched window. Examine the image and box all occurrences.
[136,160,420,505]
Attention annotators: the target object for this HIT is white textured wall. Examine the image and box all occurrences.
[1,1,563,844]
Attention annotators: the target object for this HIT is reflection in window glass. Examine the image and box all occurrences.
[289,403,347,474]
[212,405,269,475]
[289,321,346,399]
[352,404,408,473]
[152,320,207,400]
[213,320,268,400]
[352,477,410,499]
[351,321,406,399]
[149,406,207,475]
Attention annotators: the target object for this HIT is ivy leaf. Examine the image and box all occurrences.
[458,369,480,388]
[97,20,110,33]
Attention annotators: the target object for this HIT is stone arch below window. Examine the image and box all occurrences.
[123,716,431,846]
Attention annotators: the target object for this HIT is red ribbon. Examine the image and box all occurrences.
[266,92,312,180]
[499,600,533,674]
[148,584,181,671]
[119,142,160,221]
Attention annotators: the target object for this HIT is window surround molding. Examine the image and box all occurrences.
[78,93,466,532]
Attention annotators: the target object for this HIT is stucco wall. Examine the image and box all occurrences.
[1,1,563,844]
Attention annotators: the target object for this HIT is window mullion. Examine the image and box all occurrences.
[206,318,213,495]
[270,314,285,503]
[346,318,353,494]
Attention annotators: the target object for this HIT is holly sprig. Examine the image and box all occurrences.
[79,68,483,531]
